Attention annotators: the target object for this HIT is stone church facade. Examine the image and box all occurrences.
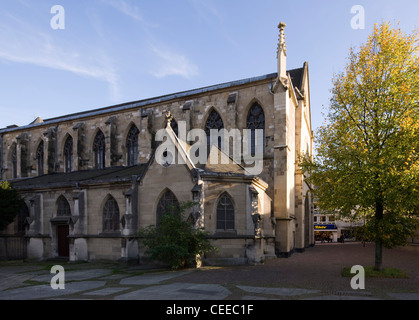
[0,23,314,265]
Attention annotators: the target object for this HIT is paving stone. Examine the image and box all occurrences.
[302,295,381,300]
[115,283,231,300]
[83,287,129,296]
[32,269,113,282]
[237,285,320,297]
[0,273,36,292]
[120,271,191,285]
[0,281,106,300]
[99,274,129,280]
[241,295,270,300]
[334,290,372,296]
[387,292,419,300]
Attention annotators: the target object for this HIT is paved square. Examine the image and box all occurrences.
[120,271,191,285]
[115,283,231,300]
[0,281,106,300]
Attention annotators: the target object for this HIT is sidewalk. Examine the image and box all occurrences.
[0,242,418,300]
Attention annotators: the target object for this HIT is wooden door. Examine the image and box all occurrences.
[57,225,70,257]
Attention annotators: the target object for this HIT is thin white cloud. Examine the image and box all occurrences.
[99,0,197,80]
[149,45,199,79]
[188,0,239,49]
[101,0,159,30]
[189,0,223,22]
[101,0,143,21]
[0,9,120,102]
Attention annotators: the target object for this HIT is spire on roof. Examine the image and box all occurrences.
[277,22,287,82]
[277,22,287,84]
[277,22,287,55]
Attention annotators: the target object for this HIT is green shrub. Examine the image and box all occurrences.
[0,181,24,231]
[138,202,217,269]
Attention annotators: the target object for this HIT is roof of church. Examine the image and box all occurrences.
[288,67,304,91]
[11,165,147,190]
[0,67,305,133]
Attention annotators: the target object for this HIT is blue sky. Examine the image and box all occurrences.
[0,0,418,133]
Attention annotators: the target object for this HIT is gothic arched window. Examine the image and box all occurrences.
[205,110,224,151]
[57,196,71,217]
[126,125,139,166]
[17,203,30,234]
[103,196,120,232]
[93,131,106,169]
[247,103,265,156]
[156,189,179,226]
[36,141,44,176]
[11,144,17,179]
[169,118,179,137]
[216,193,235,230]
[64,136,73,173]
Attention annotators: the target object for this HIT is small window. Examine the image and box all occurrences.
[103,196,120,232]
[216,193,235,230]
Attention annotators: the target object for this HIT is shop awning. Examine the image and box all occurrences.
[314,224,337,230]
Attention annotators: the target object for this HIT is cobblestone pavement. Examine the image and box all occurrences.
[0,242,418,301]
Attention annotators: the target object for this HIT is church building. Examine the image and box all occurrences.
[0,23,314,265]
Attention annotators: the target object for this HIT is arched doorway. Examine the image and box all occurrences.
[54,196,71,257]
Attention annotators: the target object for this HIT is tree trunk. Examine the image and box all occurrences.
[374,199,384,271]
[374,239,383,271]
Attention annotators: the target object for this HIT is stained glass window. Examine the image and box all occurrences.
[93,131,106,169]
[205,110,224,151]
[156,189,179,226]
[126,125,139,166]
[36,141,44,176]
[169,118,178,137]
[247,103,265,156]
[17,203,29,234]
[216,193,235,230]
[11,144,17,179]
[57,196,71,217]
[103,196,120,232]
[64,136,73,173]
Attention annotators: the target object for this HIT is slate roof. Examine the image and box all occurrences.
[288,67,304,91]
[201,145,251,177]
[11,164,147,190]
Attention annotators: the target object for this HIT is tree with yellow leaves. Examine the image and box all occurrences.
[300,22,419,271]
